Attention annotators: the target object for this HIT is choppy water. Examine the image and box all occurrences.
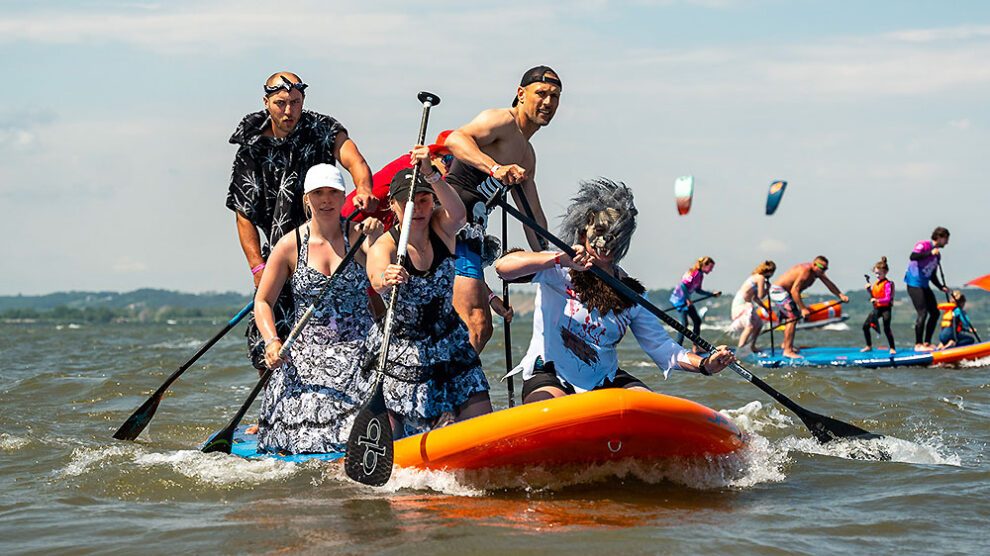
[1,315,988,554]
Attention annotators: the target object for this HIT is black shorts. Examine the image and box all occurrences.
[521,360,648,399]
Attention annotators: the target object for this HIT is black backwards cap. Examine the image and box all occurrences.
[389,169,434,200]
[512,66,562,107]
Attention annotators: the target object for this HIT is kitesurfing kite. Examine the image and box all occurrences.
[674,175,694,215]
[766,180,787,215]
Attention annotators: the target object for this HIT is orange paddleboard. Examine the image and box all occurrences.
[393,389,745,471]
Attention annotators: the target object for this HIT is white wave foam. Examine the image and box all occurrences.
[779,434,960,466]
[133,450,302,485]
[822,322,850,331]
[60,445,134,477]
[720,401,794,434]
[0,433,30,451]
[146,339,204,350]
[940,395,965,410]
[960,355,990,368]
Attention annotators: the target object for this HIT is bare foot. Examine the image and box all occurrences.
[860,346,872,352]
[917,344,934,352]
[889,348,896,355]
[783,349,802,359]
[245,424,259,435]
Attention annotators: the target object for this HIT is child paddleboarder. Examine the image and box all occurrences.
[861,256,896,355]
[936,291,977,349]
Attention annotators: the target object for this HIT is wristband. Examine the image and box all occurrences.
[423,170,442,184]
[553,252,562,267]
[698,356,713,376]
[264,336,280,347]
[251,263,266,275]
[490,164,501,177]
[488,291,497,304]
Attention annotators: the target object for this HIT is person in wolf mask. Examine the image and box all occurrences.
[495,178,734,403]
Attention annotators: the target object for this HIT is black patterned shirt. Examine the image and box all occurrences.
[225,109,347,250]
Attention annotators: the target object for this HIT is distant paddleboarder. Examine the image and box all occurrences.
[730,260,776,354]
[668,257,721,348]
[444,65,562,353]
[861,256,896,355]
[904,227,950,352]
[770,257,849,358]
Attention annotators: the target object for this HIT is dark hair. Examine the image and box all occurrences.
[814,255,829,265]
[932,227,950,240]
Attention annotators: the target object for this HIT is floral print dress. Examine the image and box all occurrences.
[359,228,489,439]
[258,223,375,454]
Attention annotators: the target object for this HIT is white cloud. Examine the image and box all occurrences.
[112,258,148,272]
[758,238,788,254]
[949,118,972,130]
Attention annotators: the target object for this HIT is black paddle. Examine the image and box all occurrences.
[660,291,717,313]
[501,207,515,408]
[864,274,881,339]
[758,299,846,337]
[202,214,367,454]
[938,262,981,342]
[344,91,441,486]
[113,301,254,441]
[766,283,776,356]
[492,194,879,444]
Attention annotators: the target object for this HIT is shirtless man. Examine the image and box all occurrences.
[769,256,849,358]
[444,66,562,353]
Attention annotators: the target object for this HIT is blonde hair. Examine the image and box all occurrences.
[753,260,776,276]
[874,256,889,272]
[691,256,715,272]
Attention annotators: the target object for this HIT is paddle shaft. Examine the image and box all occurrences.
[495,197,877,442]
[113,301,255,441]
[202,221,366,454]
[502,207,515,407]
[758,299,845,336]
[766,283,775,356]
[345,92,441,486]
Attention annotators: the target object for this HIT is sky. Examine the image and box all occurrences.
[1,0,988,297]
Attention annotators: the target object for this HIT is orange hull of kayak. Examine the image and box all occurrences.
[392,389,745,471]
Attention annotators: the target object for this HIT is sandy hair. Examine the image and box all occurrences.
[691,256,715,272]
[753,260,776,275]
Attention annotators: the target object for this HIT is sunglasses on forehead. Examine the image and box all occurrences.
[814,262,828,271]
[264,75,308,96]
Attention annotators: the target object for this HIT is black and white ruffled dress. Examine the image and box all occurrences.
[258,224,375,454]
[361,228,489,439]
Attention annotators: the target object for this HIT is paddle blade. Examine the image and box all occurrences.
[966,273,990,292]
[345,381,393,486]
[674,175,694,216]
[112,394,161,441]
[796,407,881,443]
[766,180,787,215]
[201,427,234,454]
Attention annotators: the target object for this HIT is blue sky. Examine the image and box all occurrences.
[1,1,988,296]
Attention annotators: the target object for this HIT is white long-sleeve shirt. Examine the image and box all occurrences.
[506,264,690,392]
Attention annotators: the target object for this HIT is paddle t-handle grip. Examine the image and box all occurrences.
[418,91,441,107]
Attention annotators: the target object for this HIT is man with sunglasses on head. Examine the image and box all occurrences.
[769,256,849,358]
[443,65,562,354]
[226,71,378,373]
